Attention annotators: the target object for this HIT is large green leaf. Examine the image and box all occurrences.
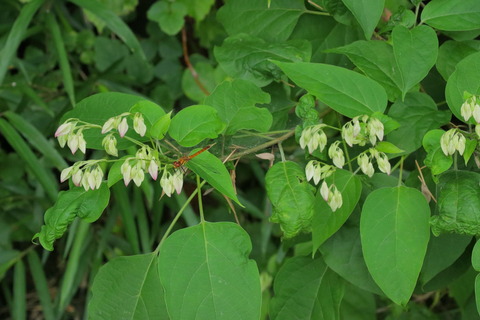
[169,105,225,147]
[179,0,214,21]
[269,256,345,320]
[33,183,110,251]
[436,40,480,81]
[158,222,261,320]
[89,253,167,319]
[312,169,362,252]
[320,219,382,295]
[431,171,480,236]
[217,0,305,42]
[388,93,451,154]
[339,283,376,320]
[360,186,430,305]
[392,25,438,99]
[215,34,311,87]
[62,92,159,150]
[186,150,241,205]
[422,129,453,175]
[147,1,187,35]
[421,0,480,31]
[204,79,272,134]
[341,0,384,39]
[420,233,472,285]
[265,161,315,238]
[0,0,44,85]
[446,51,480,122]
[274,61,387,117]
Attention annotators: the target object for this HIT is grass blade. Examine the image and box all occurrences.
[112,185,140,254]
[27,251,55,320]
[4,111,68,170]
[0,0,44,85]
[68,0,146,60]
[0,118,58,202]
[45,12,75,107]
[12,259,26,320]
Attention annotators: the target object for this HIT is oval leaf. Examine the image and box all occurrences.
[158,222,261,320]
[360,186,430,305]
[422,0,480,31]
[89,253,168,319]
[342,0,384,39]
[269,256,345,320]
[273,61,387,118]
[169,105,225,147]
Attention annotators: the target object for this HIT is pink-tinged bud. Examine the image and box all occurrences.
[102,117,116,134]
[117,118,128,138]
[72,169,83,186]
[133,113,147,137]
[55,122,74,137]
[173,170,184,194]
[148,160,158,180]
[81,171,90,191]
[77,132,86,154]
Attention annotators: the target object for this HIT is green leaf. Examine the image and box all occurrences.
[4,111,68,170]
[181,61,219,102]
[273,61,387,117]
[392,25,438,99]
[204,79,272,134]
[186,150,241,205]
[360,186,430,305]
[464,139,477,165]
[0,118,58,202]
[217,0,305,42]
[431,170,480,236]
[312,169,362,252]
[179,0,214,21]
[129,99,166,135]
[150,112,171,140]
[340,283,376,320]
[341,0,384,39]
[473,239,480,271]
[270,256,345,319]
[375,141,404,154]
[107,156,129,187]
[89,253,167,319]
[422,129,453,175]
[158,222,261,320]
[69,0,146,59]
[388,93,451,154]
[436,40,480,81]
[168,105,225,147]
[421,0,480,31]
[147,1,187,35]
[215,34,311,87]
[33,183,110,251]
[265,161,315,238]
[0,0,44,85]
[62,92,152,150]
[420,233,472,285]
[446,52,480,122]
[320,221,382,294]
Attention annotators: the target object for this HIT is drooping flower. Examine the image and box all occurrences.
[148,160,159,180]
[55,121,75,137]
[60,166,74,183]
[299,125,327,154]
[102,117,117,134]
[320,181,329,201]
[440,129,466,156]
[172,170,184,195]
[328,141,345,168]
[375,152,391,175]
[102,134,118,157]
[328,185,343,212]
[367,118,384,145]
[133,113,147,137]
[121,160,132,186]
[117,118,129,138]
[358,152,374,177]
[160,170,175,197]
[88,166,103,190]
[72,168,83,187]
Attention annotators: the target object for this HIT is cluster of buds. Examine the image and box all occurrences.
[320,182,343,212]
[440,129,466,156]
[120,147,159,187]
[305,160,341,211]
[299,124,327,154]
[357,149,391,177]
[60,163,103,191]
[328,141,345,168]
[460,93,480,139]
[342,116,384,147]
[160,169,184,197]
[55,121,87,154]
[102,112,147,138]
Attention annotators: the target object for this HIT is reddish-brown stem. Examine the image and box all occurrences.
[181,27,210,96]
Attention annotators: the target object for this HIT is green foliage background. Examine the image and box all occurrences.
[1,0,480,319]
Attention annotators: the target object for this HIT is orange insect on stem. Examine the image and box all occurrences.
[173,145,212,168]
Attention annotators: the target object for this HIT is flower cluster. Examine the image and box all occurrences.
[299,124,327,154]
[440,129,465,156]
[55,121,86,154]
[328,141,345,168]
[320,181,343,212]
[305,160,341,211]
[121,147,159,187]
[357,149,391,178]
[160,169,184,197]
[102,112,147,138]
[60,163,103,191]
[460,94,480,124]
[342,115,384,147]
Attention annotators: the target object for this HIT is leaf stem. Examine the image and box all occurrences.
[278,142,286,162]
[397,156,405,187]
[182,28,210,96]
[229,129,295,161]
[197,174,205,222]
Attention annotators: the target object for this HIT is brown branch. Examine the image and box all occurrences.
[181,28,210,96]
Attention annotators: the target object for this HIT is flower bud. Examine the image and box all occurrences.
[375,152,391,175]
[173,170,184,194]
[102,117,117,134]
[121,160,132,186]
[67,133,79,154]
[81,170,90,191]
[299,125,327,154]
[328,141,345,168]
[305,160,315,182]
[132,163,145,187]
[160,171,175,197]
[473,104,480,123]
[60,166,74,182]
[72,168,83,186]
[320,181,330,202]
[133,113,147,137]
[55,121,75,137]
[328,186,343,212]
[148,160,159,180]
[367,118,384,145]
[358,152,374,177]
[461,98,474,121]
[77,131,86,154]
[102,134,118,157]
[117,118,129,138]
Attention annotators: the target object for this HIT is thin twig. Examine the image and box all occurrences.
[181,27,210,96]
